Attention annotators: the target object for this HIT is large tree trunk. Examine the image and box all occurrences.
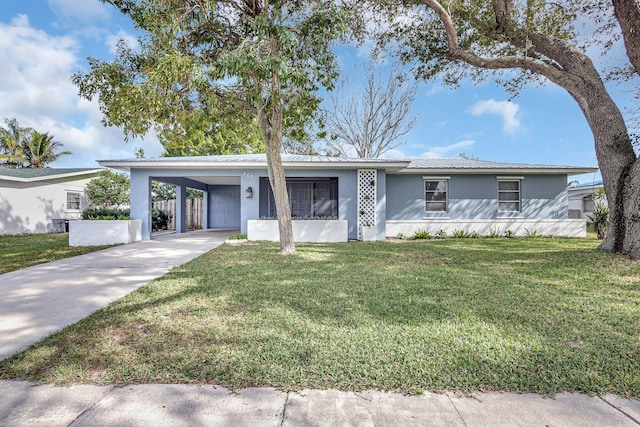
[525,39,640,256]
[611,0,640,75]
[258,104,295,255]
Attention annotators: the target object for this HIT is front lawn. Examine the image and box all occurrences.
[1,238,638,396]
[0,233,114,275]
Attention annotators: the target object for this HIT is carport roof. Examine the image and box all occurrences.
[98,154,597,176]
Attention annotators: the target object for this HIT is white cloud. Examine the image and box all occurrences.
[469,99,521,133]
[420,140,476,158]
[0,15,163,168]
[47,0,111,25]
[0,15,78,119]
[379,148,407,159]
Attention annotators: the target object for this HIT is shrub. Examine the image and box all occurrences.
[504,229,515,238]
[469,231,481,239]
[487,228,500,238]
[397,232,407,240]
[452,229,471,238]
[435,229,447,239]
[82,207,129,220]
[228,233,248,240]
[413,230,431,239]
[587,204,609,240]
[525,228,542,238]
[152,208,172,231]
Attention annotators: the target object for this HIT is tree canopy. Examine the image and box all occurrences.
[322,61,418,158]
[74,0,348,254]
[370,0,640,257]
[0,118,71,168]
[85,169,130,209]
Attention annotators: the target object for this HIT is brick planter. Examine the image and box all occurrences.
[248,220,348,243]
[69,220,142,246]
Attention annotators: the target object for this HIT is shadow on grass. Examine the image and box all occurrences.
[2,239,639,396]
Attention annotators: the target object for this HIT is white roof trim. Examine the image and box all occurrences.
[0,169,103,183]
[99,160,411,172]
[404,168,596,176]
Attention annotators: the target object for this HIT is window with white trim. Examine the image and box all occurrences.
[66,192,81,210]
[498,180,521,212]
[424,179,448,212]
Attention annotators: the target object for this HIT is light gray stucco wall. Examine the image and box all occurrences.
[129,167,361,240]
[247,169,359,239]
[386,174,569,221]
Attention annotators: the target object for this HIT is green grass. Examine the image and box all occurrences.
[1,238,639,397]
[0,233,114,275]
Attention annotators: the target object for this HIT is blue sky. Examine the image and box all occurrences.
[0,1,636,184]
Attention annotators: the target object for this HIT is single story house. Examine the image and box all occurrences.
[99,154,597,241]
[568,180,604,219]
[0,168,102,235]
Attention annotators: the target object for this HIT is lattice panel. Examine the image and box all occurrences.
[357,169,377,237]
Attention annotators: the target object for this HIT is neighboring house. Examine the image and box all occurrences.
[99,154,597,241]
[0,168,102,234]
[568,180,605,219]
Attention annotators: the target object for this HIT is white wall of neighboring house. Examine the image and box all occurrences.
[0,176,95,234]
[568,182,605,219]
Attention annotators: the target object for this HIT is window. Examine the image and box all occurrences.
[259,177,338,218]
[424,180,448,212]
[66,192,81,210]
[498,180,521,212]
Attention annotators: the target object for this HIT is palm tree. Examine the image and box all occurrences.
[22,131,71,168]
[0,118,30,168]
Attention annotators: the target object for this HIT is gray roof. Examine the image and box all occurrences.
[100,153,400,164]
[98,154,597,175]
[405,158,587,170]
[0,168,103,182]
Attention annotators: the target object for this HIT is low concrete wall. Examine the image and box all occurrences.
[69,220,142,246]
[248,220,348,243]
[386,219,587,238]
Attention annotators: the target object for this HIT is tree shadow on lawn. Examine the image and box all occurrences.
[1,239,639,395]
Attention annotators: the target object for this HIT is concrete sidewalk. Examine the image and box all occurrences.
[0,229,233,360]
[0,381,639,426]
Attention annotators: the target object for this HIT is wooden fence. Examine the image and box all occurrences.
[152,198,204,230]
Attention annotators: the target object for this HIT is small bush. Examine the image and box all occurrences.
[504,229,515,238]
[587,204,609,240]
[435,229,447,239]
[469,231,481,239]
[487,228,500,238]
[397,232,407,240]
[82,207,129,220]
[152,208,172,231]
[452,229,471,239]
[525,228,542,238]
[413,230,431,239]
[229,233,248,240]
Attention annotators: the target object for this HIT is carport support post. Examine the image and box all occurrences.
[176,185,187,234]
[202,190,209,230]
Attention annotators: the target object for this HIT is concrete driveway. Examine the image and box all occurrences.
[0,229,234,360]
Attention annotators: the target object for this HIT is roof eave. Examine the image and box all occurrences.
[0,169,103,182]
[399,167,598,176]
[99,160,411,171]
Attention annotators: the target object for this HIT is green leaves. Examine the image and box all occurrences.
[75,1,347,156]
[0,118,70,168]
[85,169,130,209]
